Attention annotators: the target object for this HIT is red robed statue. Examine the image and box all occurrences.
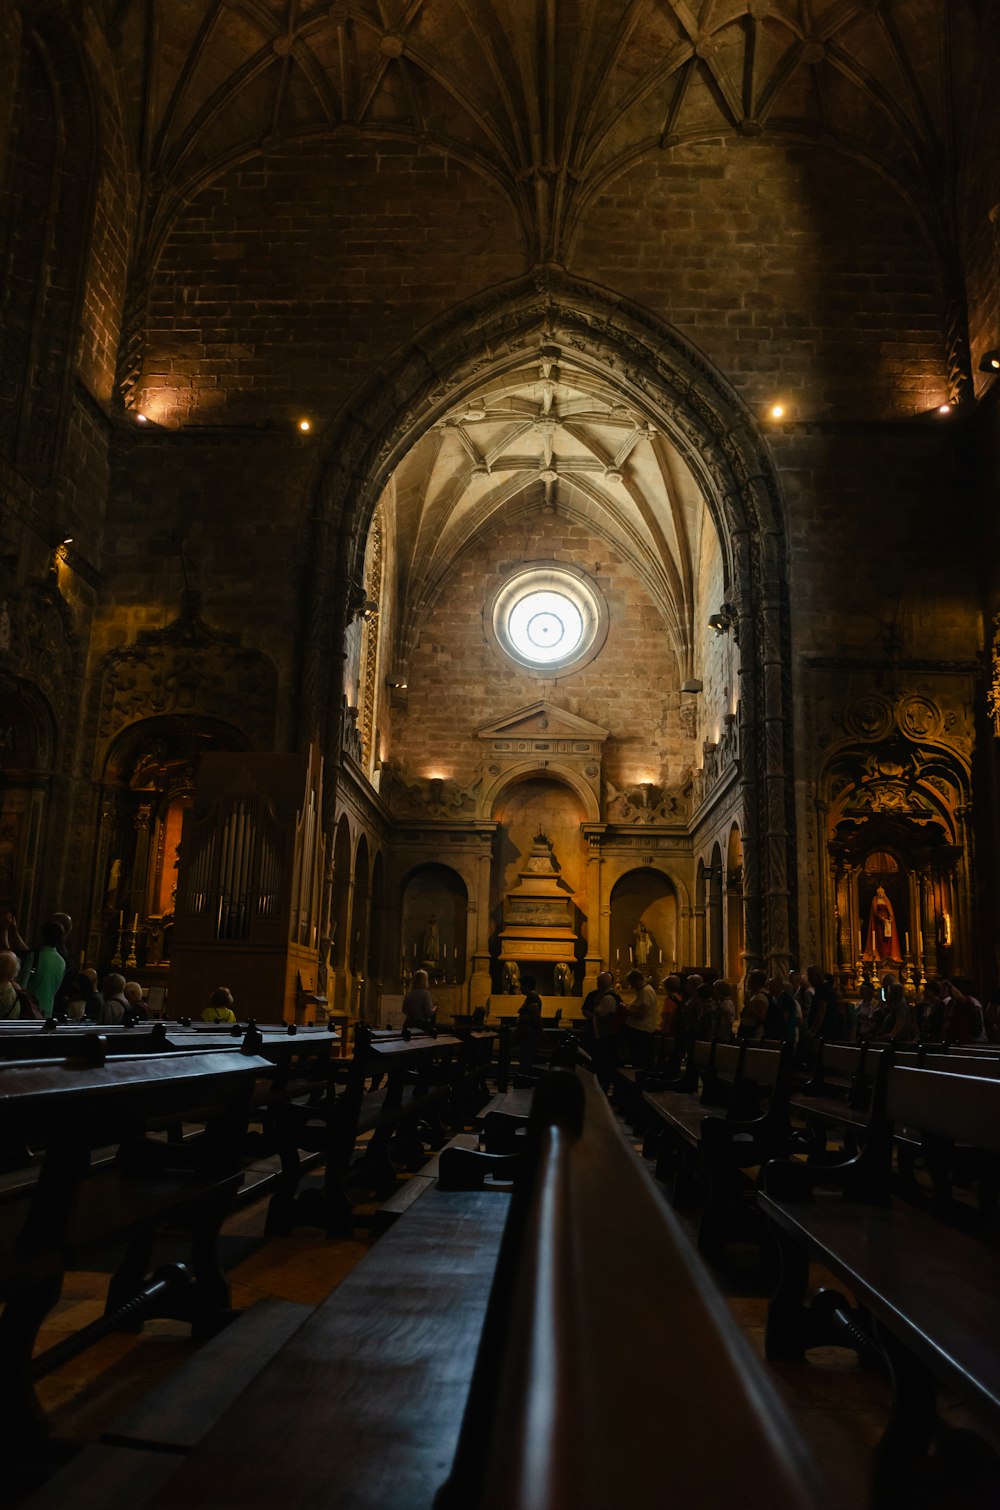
[864,884,901,962]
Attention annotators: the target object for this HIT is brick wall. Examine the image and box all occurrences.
[390,508,686,794]
[571,138,949,422]
[137,137,528,425]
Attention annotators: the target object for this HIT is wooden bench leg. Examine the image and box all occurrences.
[105,1231,155,1330]
[764,1224,812,1362]
[871,1322,939,1507]
[0,1271,63,1458]
[180,1188,239,1339]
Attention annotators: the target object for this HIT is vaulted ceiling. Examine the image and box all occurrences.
[380,348,714,673]
[102,0,990,263]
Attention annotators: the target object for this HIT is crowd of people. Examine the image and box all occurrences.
[0,904,240,1027]
[569,962,1000,1088]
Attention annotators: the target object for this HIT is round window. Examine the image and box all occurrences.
[488,564,608,675]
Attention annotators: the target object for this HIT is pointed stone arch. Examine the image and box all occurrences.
[303,267,795,972]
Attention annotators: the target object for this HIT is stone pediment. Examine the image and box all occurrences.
[476,701,609,750]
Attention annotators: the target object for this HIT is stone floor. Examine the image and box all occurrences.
[29,1118,898,1506]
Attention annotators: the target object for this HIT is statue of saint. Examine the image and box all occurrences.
[633,920,655,966]
[864,884,901,962]
[420,913,440,964]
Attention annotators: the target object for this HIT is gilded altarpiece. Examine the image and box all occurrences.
[808,674,975,992]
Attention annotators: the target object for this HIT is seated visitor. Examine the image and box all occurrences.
[0,950,21,1019]
[96,972,128,1024]
[202,986,237,1024]
[401,969,436,1031]
[123,980,149,1019]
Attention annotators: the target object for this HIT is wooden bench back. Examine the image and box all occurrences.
[919,1052,1000,1079]
[440,1067,827,1510]
[740,1044,783,1089]
[887,1067,1000,1154]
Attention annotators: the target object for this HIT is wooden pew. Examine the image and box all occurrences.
[760,1066,1000,1505]
[0,1048,269,1464]
[438,1068,827,1509]
[264,1027,479,1237]
[58,1066,827,1510]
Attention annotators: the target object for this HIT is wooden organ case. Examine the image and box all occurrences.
[169,747,326,1021]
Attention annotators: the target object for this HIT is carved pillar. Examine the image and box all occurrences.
[918,867,935,983]
[731,526,763,969]
[582,826,604,997]
[469,842,493,1011]
[759,531,792,975]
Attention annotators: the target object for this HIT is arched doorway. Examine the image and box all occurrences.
[351,835,370,1015]
[708,841,724,980]
[609,869,678,980]
[726,825,745,990]
[489,775,587,996]
[87,716,248,975]
[400,863,468,986]
[308,271,795,975]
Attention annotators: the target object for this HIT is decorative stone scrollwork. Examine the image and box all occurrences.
[988,612,1000,738]
[97,595,277,752]
[604,773,692,824]
[381,762,482,818]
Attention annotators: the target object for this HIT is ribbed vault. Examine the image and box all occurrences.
[384,354,714,678]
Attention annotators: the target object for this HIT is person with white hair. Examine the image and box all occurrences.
[0,951,21,1019]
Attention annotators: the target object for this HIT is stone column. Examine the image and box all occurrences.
[582,826,604,996]
[469,839,494,1011]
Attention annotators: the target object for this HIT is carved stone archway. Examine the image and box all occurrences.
[304,268,794,972]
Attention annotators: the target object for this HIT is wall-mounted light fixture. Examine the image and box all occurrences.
[980,350,1000,374]
[385,675,408,690]
[680,678,703,694]
[708,602,737,636]
[360,598,379,622]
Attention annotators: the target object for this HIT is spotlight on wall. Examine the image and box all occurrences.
[937,403,953,416]
[708,602,737,637]
[385,675,408,690]
[767,402,786,421]
[135,412,149,424]
[980,350,1000,374]
[297,418,312,432]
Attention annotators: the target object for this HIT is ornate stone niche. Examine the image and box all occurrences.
[476,700,608,819]
[96,593,278,761]
[817,686,973,988]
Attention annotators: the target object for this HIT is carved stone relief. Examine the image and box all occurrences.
[97,597,277,756]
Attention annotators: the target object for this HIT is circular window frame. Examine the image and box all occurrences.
[486,561,609,677]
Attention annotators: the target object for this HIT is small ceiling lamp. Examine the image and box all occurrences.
[979,350,1000,373]
[767,402,785,421]
[297,418,312,432]
[136,412,149,424]
[937,403,952,416]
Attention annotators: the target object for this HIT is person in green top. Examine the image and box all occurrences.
[22,923,67,1019]
[202,986,237,1024]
